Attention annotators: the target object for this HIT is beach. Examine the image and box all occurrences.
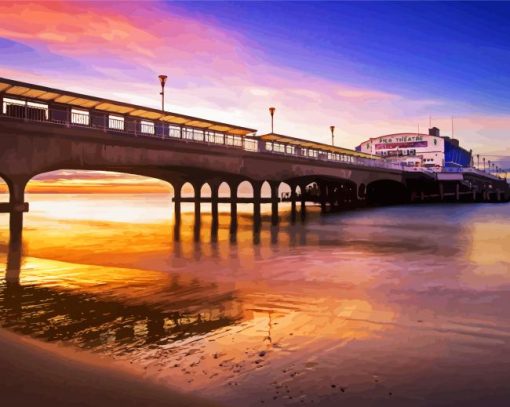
[0,328,220,406]
[1,194,510,406]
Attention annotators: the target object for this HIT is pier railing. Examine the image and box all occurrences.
[0,96,402,173]
[442,166,503,181]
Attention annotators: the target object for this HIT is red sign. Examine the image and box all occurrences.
[375,141,428,150]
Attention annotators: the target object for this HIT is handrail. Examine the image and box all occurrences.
[0,103,404,173]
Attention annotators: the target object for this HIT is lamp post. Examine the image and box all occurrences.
[269,107,275,134]
[330,125,335,146]
[476,154,480,169]
[483,157,486,172]
[488,160,492,174]
[158,75,168,112]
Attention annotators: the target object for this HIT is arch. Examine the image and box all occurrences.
[26,169,173,195]
[237,180,253,197]
[181,181,195,198]
[260,181,272,199]
[218,181,231,198]
[22,170,174,225]
[278,181,292,201]
[366,179,409,206]
[0,174,9,198]
[200,182,212,198]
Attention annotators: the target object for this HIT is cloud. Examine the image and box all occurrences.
[0,1,508,191]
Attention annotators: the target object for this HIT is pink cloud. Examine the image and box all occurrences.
[0,0,508,158]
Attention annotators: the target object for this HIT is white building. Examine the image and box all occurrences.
[355,128,472,168]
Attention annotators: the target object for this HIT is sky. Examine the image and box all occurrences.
[0,0,509,192]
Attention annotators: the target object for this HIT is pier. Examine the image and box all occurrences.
[0,77,508,246]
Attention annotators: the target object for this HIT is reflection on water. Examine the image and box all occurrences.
[1,194,510,405]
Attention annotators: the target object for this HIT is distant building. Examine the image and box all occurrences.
[355,128,472,168]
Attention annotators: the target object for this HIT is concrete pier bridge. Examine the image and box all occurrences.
[0,78,508,248]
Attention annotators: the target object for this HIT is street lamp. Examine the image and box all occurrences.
[330,125,335,146]
[269,107,275,133]
[476,154,480,169]
[483,157,486,172]
[488,160,492,174]
[158,74,168,112]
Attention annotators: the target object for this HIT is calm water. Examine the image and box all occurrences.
[1,193,510,406]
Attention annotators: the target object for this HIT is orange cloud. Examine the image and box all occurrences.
[0,0,508,194]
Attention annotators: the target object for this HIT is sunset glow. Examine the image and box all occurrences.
[1,1,509,192]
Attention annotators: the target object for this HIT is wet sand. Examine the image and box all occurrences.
[0,328,220,407]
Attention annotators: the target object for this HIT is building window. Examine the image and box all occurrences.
[265,142,273,151]
[141,120,155,134]
[109,115,124,130]
[214,133,224,144]
[3,97,24,115]
[71,108,89,126]
[2,98,48,120]
[169,125,181,138]
[244,138,258,151]
[193,129,205,141]
[183,128,194,139]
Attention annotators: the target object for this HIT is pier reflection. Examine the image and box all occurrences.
[5,224,22,284]
[169,208,312,248]
[0,269,244,351]
[2,195,510,405]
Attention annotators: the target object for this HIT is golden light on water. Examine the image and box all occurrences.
[2,194,510,404]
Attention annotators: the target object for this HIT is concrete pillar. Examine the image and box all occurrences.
[193,183,201,225]
[172,184,182,242]
[253,182,262,232]
[299,183,307,221]
[211,182,219,240]
[420,191,425,202]
[8,177,27,242]
[455,183,460,201]
[270,181,279,226]
[193,183,201,241]
[2,177,26,283]
[173,185,182,225]
[229,181,238,234]
[290,184,297,224]
[6,232,22,283]
[319,182,327,214]
[439,183,444,201]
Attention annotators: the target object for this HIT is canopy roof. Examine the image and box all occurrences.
[259,133,378,159]
[0,78,256,136]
